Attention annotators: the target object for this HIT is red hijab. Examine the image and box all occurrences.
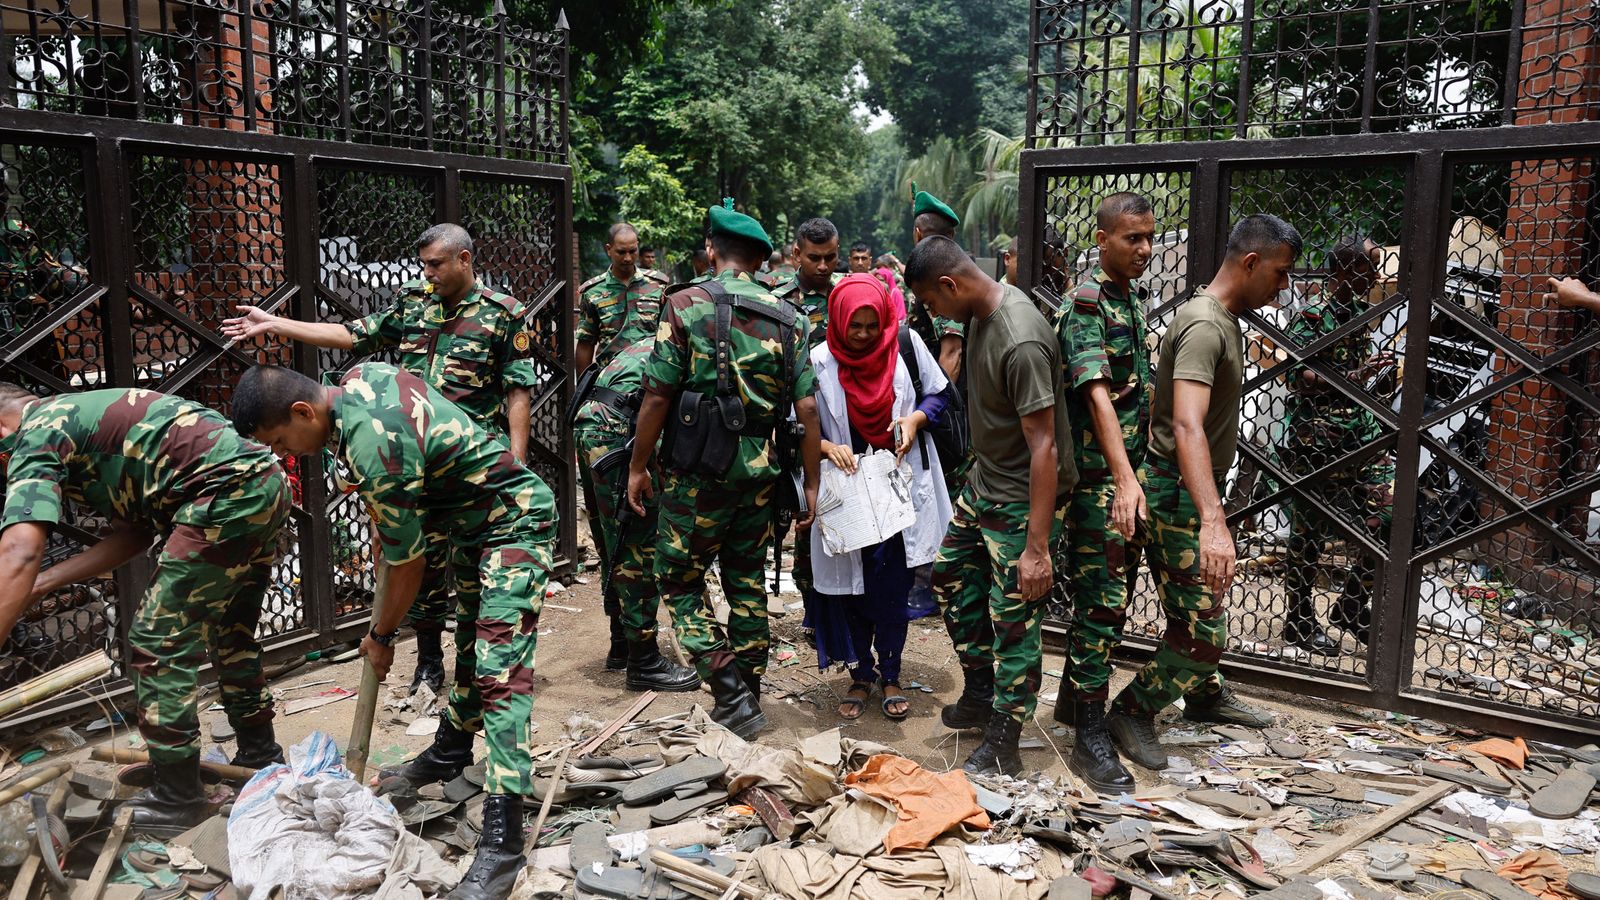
[826,274,902,449]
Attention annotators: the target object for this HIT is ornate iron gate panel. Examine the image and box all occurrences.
[0,0,573,728]
[1022,1,1600,740]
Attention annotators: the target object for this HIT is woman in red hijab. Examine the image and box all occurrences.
[804,274,955,721]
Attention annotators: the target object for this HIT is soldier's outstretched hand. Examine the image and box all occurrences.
[221,305,276,342]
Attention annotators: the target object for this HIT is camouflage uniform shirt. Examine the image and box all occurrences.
[1285,294,1383,444]
[573,294,660,433]
[1057,266,1152,481]
[576,267,670,362]
[0,389,281,533]
[772,272,843,348]
[642,270,816,485]
[0,218,88,337]
[328,362,556,566]
[345,279,539,436]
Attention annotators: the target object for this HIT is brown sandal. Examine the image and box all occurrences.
[839,682,872,720]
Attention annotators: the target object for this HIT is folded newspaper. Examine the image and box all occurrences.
[815,449,917,556]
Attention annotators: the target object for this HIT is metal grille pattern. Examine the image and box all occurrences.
[0,0,568,163]
[1029,0,1584,145]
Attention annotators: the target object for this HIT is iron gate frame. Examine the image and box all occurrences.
[0,105,576,731]
[1019,121,1600,742]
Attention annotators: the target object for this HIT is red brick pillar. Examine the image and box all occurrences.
[1483,0,1599,567]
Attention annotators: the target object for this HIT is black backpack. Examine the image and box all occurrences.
[896,327,970,467]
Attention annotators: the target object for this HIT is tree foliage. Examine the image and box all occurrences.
[614,145,701,254]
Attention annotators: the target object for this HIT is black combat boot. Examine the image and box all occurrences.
[625,640,701,692]
[448,794,524,899]
[396,717,476,785]
[1283,594,1340,656]
[940,666,993,731]
[124,758,211,832]
[1328,590,1371,646]
[410,627,447,695]
[1105,704,1167,770]
[705,653,766,740]
[230,722,286,769]
[604,616,628,671]
[741,669,762,704]
[961,712,1025,777]
[1069,702,1135,795]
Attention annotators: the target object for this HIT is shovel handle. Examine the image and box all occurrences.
[345,560,391,782]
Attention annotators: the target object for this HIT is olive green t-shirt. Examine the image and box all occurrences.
[1149,292,1244,478]
[966,284,1077,504]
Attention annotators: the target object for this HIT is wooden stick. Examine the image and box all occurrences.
[81,806,133,900]
[89,746,259,782]
[8,770,70,900]
[523,742,572,854]
[0,652,114,721]
[0,764,70,807]
[575,691,657,757]
[649,850,763,899]
[1280,780,1456,876]
[346,560,392,782]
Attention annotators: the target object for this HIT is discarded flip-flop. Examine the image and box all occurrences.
[1212,726,1259,742]
[463,763,486,787]
[613,802,652,833]
[1567,872,1600,900]
[1186,789,1271,818]
[1365,845,1416,882]
[398,798,460,826]
[1246,880,1323,900]
[1418,761,1512,795]
[1270,741,1309,760]
[569,821,615,873]
[576,865,684,900]
[568,755,665,785]
[1023,817,1078,848]
[1461,870,1542,900]
[180,871,226,892]
[619,757,726,806]
[1528,766,1597,819]
[649,789,727,825]
[442,773,482,804]
[65,792,107,825]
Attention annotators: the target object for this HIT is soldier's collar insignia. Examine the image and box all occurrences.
[422,281,435,295]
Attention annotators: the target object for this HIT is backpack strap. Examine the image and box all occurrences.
[896,326,930,469]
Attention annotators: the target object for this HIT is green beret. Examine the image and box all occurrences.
[707,198,773,256]
[911,181,960,227]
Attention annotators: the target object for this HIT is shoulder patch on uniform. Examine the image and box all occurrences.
[578,273,609,292]
[513,331,532,352]
[641,268,670,285]
[1073,294,1100,315]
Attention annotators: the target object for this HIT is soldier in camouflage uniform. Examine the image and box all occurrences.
[760,247,797,289]
[0,386,290,830]
[1055,193,1156,794]
[1281,236,1395,654]
[223,223,540,696]
[1104,215,1296,772]
[907,186,968,384]
[235,361,554,900]
[572,293,700,693]
[577,222,671,373]
[904,236,1076,777]
[626,201,821,740]
[0,218,89,383]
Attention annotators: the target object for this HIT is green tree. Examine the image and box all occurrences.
[862,0,1029,154]
[614,145,701,256]
[824,125,908,256]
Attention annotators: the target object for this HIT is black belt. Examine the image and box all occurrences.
[740,422,776,438]
[590,386,639,414]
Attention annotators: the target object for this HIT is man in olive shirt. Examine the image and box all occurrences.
[1105,214,1299,769]
[905,236,1076,777]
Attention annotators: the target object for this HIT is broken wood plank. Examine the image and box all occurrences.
[89,746,259,782]
[0,763,70,807]
[525,819,720,870]
[0,652,114,722]
[80,806,133,900]
[650,849,762,900]
[523,742,573,854]
[1280,780,1456,876]
[575,691,657,757]
[736,786,795,840]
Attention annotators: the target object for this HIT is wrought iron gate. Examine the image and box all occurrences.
[1021,0,1600,739]
[0,0,575,727]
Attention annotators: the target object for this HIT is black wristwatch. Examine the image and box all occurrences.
[368,626,398,647]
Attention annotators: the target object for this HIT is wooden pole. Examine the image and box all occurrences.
[345,560,391,782]
[1280,780,1455,876]
[0,652,113,722]
[89,746,259,782]
[0,764,70,807]
[523,742,572,854]
[81,807,133,900]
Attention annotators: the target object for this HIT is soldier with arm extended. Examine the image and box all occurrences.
[222,223,541,694]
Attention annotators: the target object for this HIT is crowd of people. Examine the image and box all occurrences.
[0,185,1592,900]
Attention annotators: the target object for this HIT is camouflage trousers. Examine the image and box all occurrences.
[1110,457,1226,717]
[933,485,1065,723]
[1062,479,1145,704]
[440,524,552,796]
[576,418,660,642]
[654,472,774,680]
[407,428,512,635]
[129,469,290,765]
[1284,450,1396,613]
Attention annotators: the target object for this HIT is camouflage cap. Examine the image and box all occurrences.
[707,198,773,257]
[911,182,960,228]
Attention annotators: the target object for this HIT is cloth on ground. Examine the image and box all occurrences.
[1464,737,1528,770]
[842,754,990,853]
[658,712,893,808]
[799,792,900,856]
[750,838,1066,900]
[1498,850,1579,900]
[228,731,460,900]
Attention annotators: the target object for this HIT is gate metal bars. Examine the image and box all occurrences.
[0,0,574,726]
[1020,1,1600,741]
